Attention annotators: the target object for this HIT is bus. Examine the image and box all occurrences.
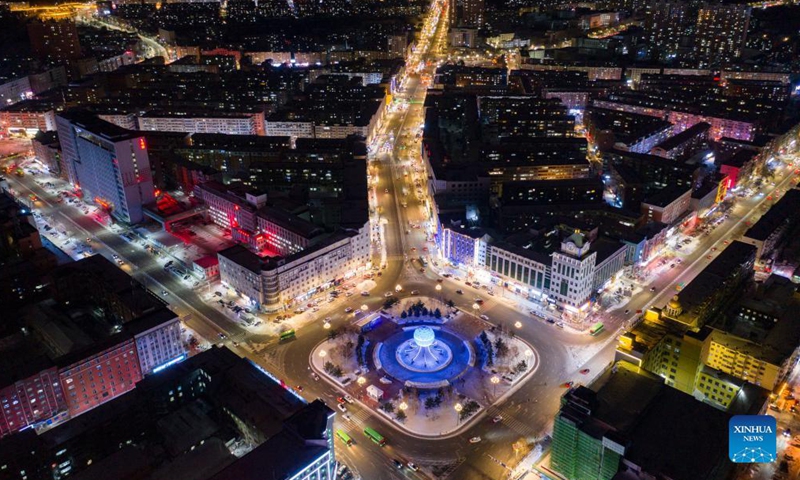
[589,322,604,336]
[363,427,386,446]
[279,329,296,342]
[336,430,353,447]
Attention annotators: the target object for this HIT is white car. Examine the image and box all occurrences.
[469,436,482,443]
[379,376,393,385]
[342,413,353,422]
[407,462,418,471]
[337,403,347,413]
[344,394,355,404]
[480,314,489,321]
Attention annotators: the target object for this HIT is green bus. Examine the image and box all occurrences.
[336,429,353,446]
[363,427,386,446]
[589,322,605,336]
[279,329,296,341]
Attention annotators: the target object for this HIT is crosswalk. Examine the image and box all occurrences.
[485,406,539,439]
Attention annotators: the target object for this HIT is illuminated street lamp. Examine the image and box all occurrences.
[399,402,408,411]
[395,284,403,292]
[357,376,366,386]
[514,321,522,329]
[323,321,331,329]
[525,349,533,358]
[361,304,369,312]
[490,375,500,396]
[454,402,463,423]
[472,303,480,311]
[319,350,327,358]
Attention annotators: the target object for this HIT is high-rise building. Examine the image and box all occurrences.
[449,0,484,27]
[56,111,156,224]
[643,1,688,60]
[551,363,735,480]
[694,4,751,68]
[27,20,82,65]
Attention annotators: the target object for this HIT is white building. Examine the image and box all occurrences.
[482,230,627,312]
[218,225,370,312]
[138,112,262,136]
[56,111,156,224]
[265,120,315,139]
[129,309,186,376]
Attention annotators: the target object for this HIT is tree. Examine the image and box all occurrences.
[383,297,398,309]
[395,410,407,422]
[323,361,344,377]
[434,308,442,319]
[414,308,422,317]
[515,360,528,373]
[446,299,455,308]
[422,307,429,316]
[382,402,395,413]
[356,335,365,366]
[401,310,408,319]
[494,337,509,359]
[425,396,437,409]
[327,329,339,340]
[486,344,494,367]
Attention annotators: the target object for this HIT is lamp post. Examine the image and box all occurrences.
[435,284,442,308]
[454,402,463,424]
[490,375,500,397]
[357,376,366,387]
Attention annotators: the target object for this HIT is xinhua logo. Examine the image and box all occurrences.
[729,415,777,463]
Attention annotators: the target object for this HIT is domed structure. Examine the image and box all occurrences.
[666,295,682,317]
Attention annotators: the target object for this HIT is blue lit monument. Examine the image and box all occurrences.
[395,326,453,373]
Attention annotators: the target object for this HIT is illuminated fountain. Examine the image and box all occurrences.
[395,326,453,373]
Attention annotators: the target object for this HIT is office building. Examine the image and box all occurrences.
[55,111,156,224]
[694,4,751,68]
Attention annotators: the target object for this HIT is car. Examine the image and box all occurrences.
[624,309,630,314]
[379,376,393,385]
[384,292,393,297]
[384,189,389,194]
[475,299,484,305]
[295,385,303,392]
[342,413,353,422]
[562,381,574,388]
[480,314,489,321]
[650,286,656,292]
[785,428,793,438]
[337,397,346,404]
[337,403,347,413]
[669,264,675,268]
[161,290,169,296]
[636,309,642,314]
[361,291,369,296]
[492,415,503,423]
[706,255,713,259]
[580,369,590,374]
[711,247,717,251]
[311,372,320,381]
[456,289,463,294]
[344,394,354,404]
[393,460,404,469]
[407,462,418,471]
[411,290,419,295]
[217,333,227,339]
[469,436,482,443]
[546,318,556,324]
[344,307,353,313]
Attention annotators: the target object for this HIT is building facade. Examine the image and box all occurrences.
[55,112,156,224]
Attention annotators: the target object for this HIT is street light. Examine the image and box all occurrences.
[472,303,480,311]
[357,376,366,386]
[323,321,331,329]
[399,402,408,411]
[514,321,522,329]
[490,375,500,397]
[319,350,327,358]
[454,402,463,423]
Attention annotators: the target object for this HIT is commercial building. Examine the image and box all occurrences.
[0,101,57,136]
[479,226,626,312]
[551,363,734,480]
[55,111,156,224]
[31,131,61,176]
[694,4,751,68]
[217,224,370,311]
